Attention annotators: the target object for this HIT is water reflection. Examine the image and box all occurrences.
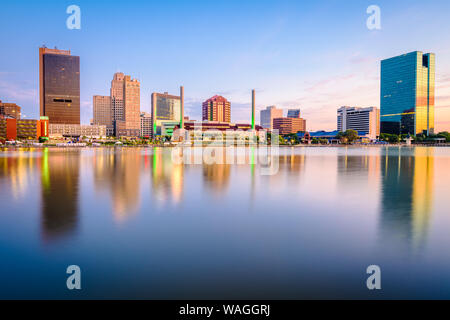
[379,147,434,253]
[93,149,141,222]
[40,149,80,241]
[151,147,184,205]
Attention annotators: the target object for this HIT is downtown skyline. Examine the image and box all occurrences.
[1,0,450,132]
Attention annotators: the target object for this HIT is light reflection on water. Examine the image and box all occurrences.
[1,146,450,299]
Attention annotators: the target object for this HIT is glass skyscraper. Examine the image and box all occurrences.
[380,51,435,136]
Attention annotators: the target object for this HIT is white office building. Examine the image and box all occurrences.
[337,106,380,140]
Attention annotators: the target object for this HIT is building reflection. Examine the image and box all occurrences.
[379,147,434,252]
[0,149,39,200]
[40,148,80,241]
[93,149,141,222]
[151,147,184,205]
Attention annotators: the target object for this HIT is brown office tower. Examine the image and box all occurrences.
[202,95,231,122]
[39,47,80,124]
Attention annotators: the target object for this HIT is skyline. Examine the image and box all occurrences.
[1,1,450,131]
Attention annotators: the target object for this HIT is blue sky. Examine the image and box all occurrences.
[1,0,450,131]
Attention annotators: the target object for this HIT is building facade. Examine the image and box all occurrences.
[93,95,112,127]
[202,95,231,123]
[151,91,181,136]
[39,47,80,124]
[49,124,106,138]
[140,112,152,137]
[381,51,435,135]
[0,117,49,141]
[123,75,140,132]
[273,117,306,135]
[0,101,21,119]
[337,106,380,140]
[260,106,283,131]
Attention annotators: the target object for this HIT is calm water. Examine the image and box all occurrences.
[1,146,450,299]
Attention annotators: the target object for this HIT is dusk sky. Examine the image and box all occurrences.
[1,0,450,131]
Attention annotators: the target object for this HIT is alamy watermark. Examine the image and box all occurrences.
[366,5,381,30]
[66,265,81,290]
[366,265,381,290]
[66,5,81,30]
[170,126,279,176]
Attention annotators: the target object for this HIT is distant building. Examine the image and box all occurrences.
[152,91,182,137]
[337,106,380,140]
[381,51,435,135]
[49,124,106,138]
[0,101,21,119]
[140,112,152,137]
[183,120,263,132]
[287,109,301,119]
[202,95,231,123]
[260,106,283,130]
[39,47,80,124]
[273,117,306,135]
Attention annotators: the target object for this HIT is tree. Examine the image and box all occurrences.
[336,130,359,144]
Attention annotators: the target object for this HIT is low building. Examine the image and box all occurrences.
[114,120,140,138]
[273,117,306,135]
[49,124,107,138]
[0,100,21,119]
[0,117,49,141]
[183,121,263,132]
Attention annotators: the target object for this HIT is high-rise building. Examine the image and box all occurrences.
[151,91,181,136]
[111,72,125,123]
[337,106,380,140]
[123,75,140,132]
[260,106,283,130]
[93,96,112,127]
[273,117,306,135]
[93,72,140,137]
[140,112,152,137]
[0,101,21,119]
[202,95,231,123]
[380,51,435,135]
[39,47,80,124]
[287,109,301,119]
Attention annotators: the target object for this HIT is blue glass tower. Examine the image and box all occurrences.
[380,51,435,136]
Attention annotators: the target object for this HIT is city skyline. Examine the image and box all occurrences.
[1,1,450,132]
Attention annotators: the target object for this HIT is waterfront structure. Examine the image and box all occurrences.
[140,112,152,137]
[337,106,380,140]
[287,109,301,119]
[260,106,283,130]
[380,51,435,135]
[49,124,106,138]
[183,120,263,132]
[39,47,80,124]
[0,117,49,141]
[0,101,21,119]
[151,89,182,137]
[273,117,306,135]
[202,95,231,123]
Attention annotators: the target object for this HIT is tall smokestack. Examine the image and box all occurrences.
[180,86,184,129]
[251,89,255,130]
